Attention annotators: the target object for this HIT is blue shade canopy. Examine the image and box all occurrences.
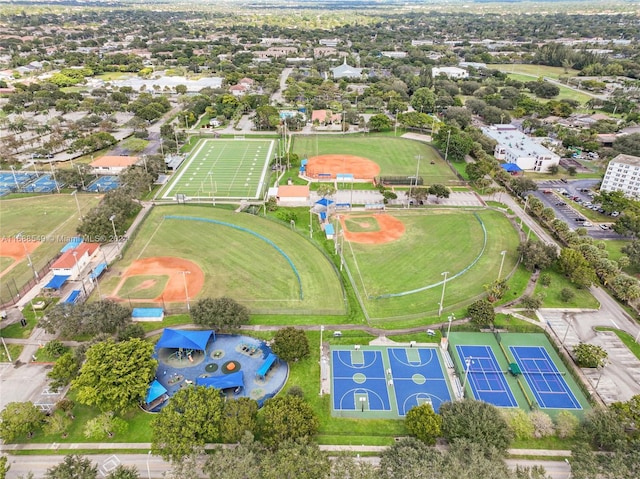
[89,262,107,279]
[146,379,168,403]
[196,371,244,390]
[155,329,214,351]
[315,198,335,207]
[500,163,522,172]
[63,290,81,304]
[256,353,277,378]
[60,237,82,253]
[45,275,70,289]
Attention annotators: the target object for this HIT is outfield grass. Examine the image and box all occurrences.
[160,138,275,200]
[505,73,593,104]
[0,194,101,304]
[342,209,520,322]
[292,134,458,185]
[101,205,345,315]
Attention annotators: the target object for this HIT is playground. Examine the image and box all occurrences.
[160,138,275,201]
[331,345,452,419]
[145,329,288,411]
[448,332,589,415]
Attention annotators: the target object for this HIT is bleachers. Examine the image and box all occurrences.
[453,376,464,399]
[442,349,454,369]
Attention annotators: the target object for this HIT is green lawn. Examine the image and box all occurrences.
[118,275,169,300]
[535,268,600,309]
[159,139,275,200]
[604,239,640,276]
[292,134,458,186]
[488,63,579,79]
[100,205,345,315]
[0,194,101,304]
[504,73,593,105]
[342,209,520,322]
[0,344,22,362]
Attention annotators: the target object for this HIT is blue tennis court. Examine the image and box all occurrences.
[456,345,518,408]
[332,349,391,412]
[86,176,119,192]
[509,346,582,409]
[22,175,60,193]
[388,347,451,414]
[0,171,36,196]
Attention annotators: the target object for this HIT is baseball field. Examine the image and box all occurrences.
[293,134,457,185]
[99,205,346,315]
[0,194,101,304]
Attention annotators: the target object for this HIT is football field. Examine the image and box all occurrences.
[161,139,275,200]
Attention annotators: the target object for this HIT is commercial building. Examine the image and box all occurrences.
[601,154,640,198]
[482,125,560,173]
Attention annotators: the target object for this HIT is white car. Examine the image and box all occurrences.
[583,222,593,227]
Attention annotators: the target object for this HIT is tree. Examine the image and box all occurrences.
[439,399,513,453]
[44,455,97,479]
[0,402,44,443]
[613,133,640,156]
[560,288,575,303]
[573,343,608,368]
[558,248,596,288]
[520,294,543,311]
[190,297,250,331]
[368,113,392,132]
[48,351,82,391]
[220,397,258,443]
[72,338,157,413]
[379,437,444,479]
[428,184,450,202]
[581,407,625,450]
[260,440,331,479]
[106,465,139,479]
[529,411,555,439]
[0,456,8,479]
[405,403,442,445]
[504,409,534,440]
[610,395,640,433]
[83,411,128,439]
[609,273,640,303]
[467,299,495,326]
[517,240,558,271]
[253,105,279,130]
[258,395,319,448]
[204,432,262,479]
[622,240,640,268]
[510,178,538,197]
[271,327,310,362]
[410,87,436,113]
[152,386,224,463]
[555,410,580,439]
[317,183,336,198]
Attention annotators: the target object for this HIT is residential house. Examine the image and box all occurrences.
[319,38,340,47]
[314,47,338,58]
[254,46,298,59]
[381,51,408,59]
[311,110,341,125]
[482,124,560,173]
[601,154,640,198]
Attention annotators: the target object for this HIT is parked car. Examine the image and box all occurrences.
[611,211,620,217]
[583,222,593,227]
[599,224,608,230]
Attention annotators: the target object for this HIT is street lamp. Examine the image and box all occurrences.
[72,251,80,279]
[93,276,102,299]
[16,233,38,280]
[461,356,473,397]
[595,361,607,390]
[319,325,324,396]
[498,250,507,281]
[71,190,82,219]
[561,316,573,346]
[109,215,118,242]
[9,165,19,190]
[180,271,191,310]
[146,450,152,479]
[438,271,449,317]
[408,154,422,209]
[444,129,452,163]
[446,313,455,338]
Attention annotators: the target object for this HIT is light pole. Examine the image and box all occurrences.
[319,325,324,396]
[146,450,151,479]
[181,271,191,310]
[461,356,473,397]
[438,271,449,317]
[444,129,452,163]
[71,190,82,219]
[595,362,606,390]
[16,233,38,280]
[93,276,102,299]
[498,250,507,281]
[561,316,573,346]
[360,396,366,412]
[72,251,80,279]
[447,313,454,338]
[109,214,118,242]
[9,165,19,190]
[309,209,313,239]
[408,154,422,208]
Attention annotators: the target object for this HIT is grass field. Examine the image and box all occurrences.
[292,134,458,185]
[160,139,275,200]
[101,205,345,315]
[0,194,101,304]
[341,209,520,322]
[504,73,593,105]
[119,275,169,300]
[488,63,579,79]
[534,267,599,309]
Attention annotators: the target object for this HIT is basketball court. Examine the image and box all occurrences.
[331,346,452,418]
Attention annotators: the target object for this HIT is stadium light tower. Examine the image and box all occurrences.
[461,356,473,398]
[498,250,507,280]
[438,271,449,317]
[181,271,191,310]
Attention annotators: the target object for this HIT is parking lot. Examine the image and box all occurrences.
[531,179,624,240]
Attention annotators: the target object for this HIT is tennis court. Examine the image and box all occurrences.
[331,346,452,418]
[510,346,582,409]
[86,176,120,192]
[161,139,275,201]
[22,175,60,193]
[0,172,36,196]
[455,345,518,408]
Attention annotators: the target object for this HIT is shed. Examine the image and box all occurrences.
[324,223,335,240]
[45,275,70,290]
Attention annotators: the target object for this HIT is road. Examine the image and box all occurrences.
[4,453,573,479]
[271,67,293,105]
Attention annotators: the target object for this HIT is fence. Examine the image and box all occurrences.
[0,258,56,308]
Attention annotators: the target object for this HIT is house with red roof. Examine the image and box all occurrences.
[51,243,100,280]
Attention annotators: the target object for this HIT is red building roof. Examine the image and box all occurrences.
[51,243,99,269]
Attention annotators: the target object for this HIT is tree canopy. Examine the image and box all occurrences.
[258,395,319,448]
[404,403,442,445]
[0,401,45,443]
[270,327,310,362]
[190,297,250,331]
[72,338,157,413]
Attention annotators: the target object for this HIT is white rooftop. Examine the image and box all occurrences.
[482,124,558,159]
